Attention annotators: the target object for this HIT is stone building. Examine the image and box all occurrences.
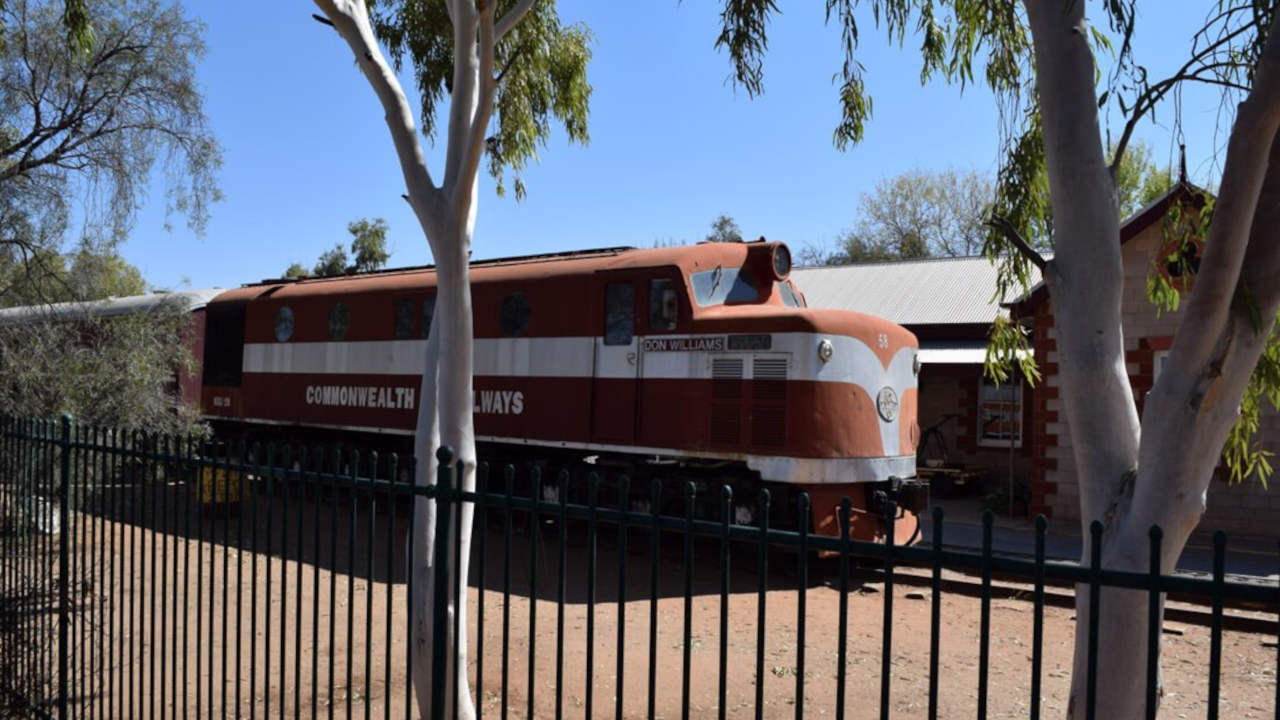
[1013,183,1279,538]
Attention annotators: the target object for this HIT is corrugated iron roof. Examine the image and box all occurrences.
[792,256,1040,326]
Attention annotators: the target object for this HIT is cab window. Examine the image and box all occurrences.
[604,283,634,345]
[649,279,678,330]
[691,266,758,306]
[778,281,804,308]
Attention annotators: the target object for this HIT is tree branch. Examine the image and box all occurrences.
[1167,4,1280,377]
[312,0,438,204]
[494,0,535,42]
[453,0,498,221]
[442,0,480,191]
[987,215,1047,271]
[1110,17,1254,175]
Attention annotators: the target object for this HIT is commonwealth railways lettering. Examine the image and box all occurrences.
[305,385,416,410]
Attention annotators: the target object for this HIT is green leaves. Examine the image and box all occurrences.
[1222,315,1280,486]
[717,1,1031,150]
[715,0,778,97]
[488,6,592,198]
[371,0,592,199]
[984,314,1040,388]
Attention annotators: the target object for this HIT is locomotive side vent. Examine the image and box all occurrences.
[711,358,744,399]
[751,355,788,446]
[710,357,744,443]
[750,405,786,446]
[751,357,788,401]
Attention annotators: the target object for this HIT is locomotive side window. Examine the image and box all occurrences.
[274,306,294,342]
[500,292,531,337]
[691,266,759,306]
[422,296,435,338]
[329,302,350,340]
[394,298,415,339]
[604,283,634,345]
[778,281,804,308]
[649,279,678,330]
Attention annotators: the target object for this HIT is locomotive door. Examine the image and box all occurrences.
[590,278,641,443]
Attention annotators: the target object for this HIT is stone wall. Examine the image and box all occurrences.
[1029,217,1280,539]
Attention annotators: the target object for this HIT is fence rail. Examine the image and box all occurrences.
[1,415,1278,719]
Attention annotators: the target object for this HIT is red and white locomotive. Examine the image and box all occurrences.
[199,240,925,541]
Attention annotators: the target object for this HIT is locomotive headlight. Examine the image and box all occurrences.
[817,337,834,363]
[771,243,792,280]
[876,387,900,422]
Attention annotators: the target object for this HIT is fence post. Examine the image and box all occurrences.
[430,446,455,720]
[57,414,71,720]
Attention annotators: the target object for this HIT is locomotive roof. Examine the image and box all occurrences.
[0,288,224,327]
[219,241,782,302]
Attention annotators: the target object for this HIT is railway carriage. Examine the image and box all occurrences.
[199,240,926,541]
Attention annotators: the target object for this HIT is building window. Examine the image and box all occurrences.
[273,306,294,342]
[329,302,350,341]
[649,279,677,330]
[500,292,531,337]
[604,282,634,345]
[394,298,415,339]
[977,375,1022,448]
[1153,350,1170,385]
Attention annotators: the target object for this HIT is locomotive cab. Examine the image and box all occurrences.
[587,239,924,542]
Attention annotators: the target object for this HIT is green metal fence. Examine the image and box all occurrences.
[1,415,1278,719]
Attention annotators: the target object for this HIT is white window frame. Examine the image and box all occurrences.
[1153,349,1171,386]
[977,375,1023,448]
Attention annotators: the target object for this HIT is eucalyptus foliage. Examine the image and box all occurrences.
[369,0,591,199]
[717,0,1280,484]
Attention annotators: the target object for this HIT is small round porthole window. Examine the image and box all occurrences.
[500,292,531,337]
[274,306,294,342]
[329,302,350,341]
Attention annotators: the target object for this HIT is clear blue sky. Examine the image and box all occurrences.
[122,1,1233,292]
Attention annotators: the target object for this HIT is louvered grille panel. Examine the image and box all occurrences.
[752,357,788,401]
[710,403,741,444]
[750,405,786,446]
[711,357,744,400]
[752,357,788,380]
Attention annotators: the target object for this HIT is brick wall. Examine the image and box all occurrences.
[918,363,1031,490]
[1028,217,1280,539]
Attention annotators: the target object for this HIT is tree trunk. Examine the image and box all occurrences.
[1023,1,1280,717]
[408,218,481,720]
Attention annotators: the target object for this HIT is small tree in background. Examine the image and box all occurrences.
[312,243,350,277]
[288,216,392,277]
[348,217,390,271]
[706,213,744,242]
